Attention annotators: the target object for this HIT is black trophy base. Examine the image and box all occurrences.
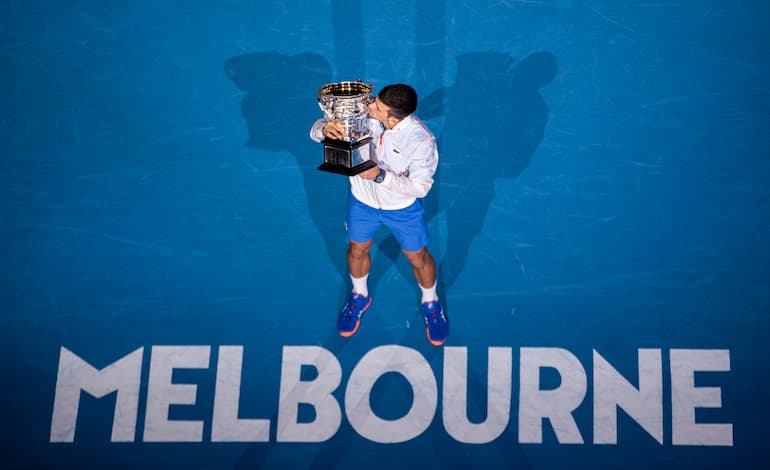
[318,137,376,175]
[318,160,377,176]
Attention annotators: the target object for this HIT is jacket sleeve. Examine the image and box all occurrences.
[380,137,439,199]
[309,118,328,143]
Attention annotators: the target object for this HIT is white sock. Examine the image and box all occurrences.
[351,273,369,297]
[420,281,438,303]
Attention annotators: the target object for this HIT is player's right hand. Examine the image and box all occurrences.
[323,121,346,140]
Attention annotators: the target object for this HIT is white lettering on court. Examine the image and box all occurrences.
[518,347,587,444]
[50,347,143,443]
[670,349,732,446]
[443,347,512,444]
[277,346,342,442]
[593,349,663,444]
[345,345,437,443]
[143,346,210,442]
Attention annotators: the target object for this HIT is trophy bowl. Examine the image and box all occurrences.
[316,80,377,175]
[317,80,374,142]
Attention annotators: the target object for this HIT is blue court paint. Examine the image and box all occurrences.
[2,1,769,468]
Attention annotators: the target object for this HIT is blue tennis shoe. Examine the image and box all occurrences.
[338,293,372,337]
[422,300,448,346]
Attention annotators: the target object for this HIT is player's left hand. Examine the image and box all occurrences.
[358,166,381,180]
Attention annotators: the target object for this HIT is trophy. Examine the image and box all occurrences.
[316,80,377,175]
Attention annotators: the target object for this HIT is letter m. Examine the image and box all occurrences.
[50,347,143,442]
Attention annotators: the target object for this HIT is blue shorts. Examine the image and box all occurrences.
[346,193,429,252]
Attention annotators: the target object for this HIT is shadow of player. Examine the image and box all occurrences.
[225,52,349,283]
[420,51,558,294]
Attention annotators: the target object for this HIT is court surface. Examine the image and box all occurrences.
[2,1,769,468]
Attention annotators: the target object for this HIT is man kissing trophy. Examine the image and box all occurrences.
[316,80,378,175]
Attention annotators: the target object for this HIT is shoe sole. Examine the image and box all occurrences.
[339,296,373,337]
[425,328,447,346]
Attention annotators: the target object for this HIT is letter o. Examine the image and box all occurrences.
[345,345,437,443]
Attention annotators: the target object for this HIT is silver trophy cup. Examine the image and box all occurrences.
[316,80,377,175]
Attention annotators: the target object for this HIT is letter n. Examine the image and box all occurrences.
[593,349,663,444]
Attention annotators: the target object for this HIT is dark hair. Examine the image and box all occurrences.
[378,84,418,119]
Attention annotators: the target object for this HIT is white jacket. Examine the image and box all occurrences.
[310,115,439,210]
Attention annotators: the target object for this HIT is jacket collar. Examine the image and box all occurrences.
[389,114,414,132]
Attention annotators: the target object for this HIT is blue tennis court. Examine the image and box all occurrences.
[2,1,768,468]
